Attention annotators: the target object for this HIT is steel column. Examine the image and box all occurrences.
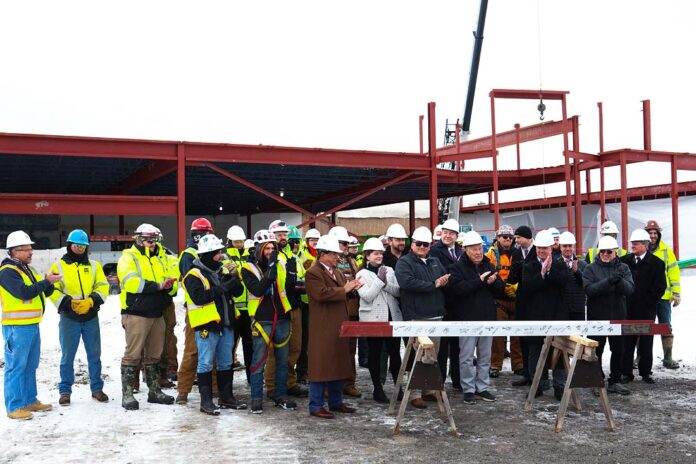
[562,95,573,232]
[119,216,125,235]
[428,102,439,230]
[620,151,628,249]
[642,100,652,151]
[89,215,95,235]
[671,155,679,259]
[246,214,252,238]
[177,144,186,253]
[598,102,606,221]
[572,116,582,250]
[409,199,416,236]
[490,94,500,231]
[514,123,521,171]
[419,115,424,154]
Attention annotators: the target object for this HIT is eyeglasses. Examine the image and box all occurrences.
[142,239,157,244]
[413,241,430,248]
[14,247,33,252]
[499,235,513,240]
[599,249,615,255]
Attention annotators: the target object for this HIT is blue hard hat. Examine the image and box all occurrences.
[66,229,90,246]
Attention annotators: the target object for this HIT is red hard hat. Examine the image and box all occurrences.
[644,219,662,232]
[191,218,214,232]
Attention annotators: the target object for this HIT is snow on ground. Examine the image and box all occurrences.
[0,276,695,463]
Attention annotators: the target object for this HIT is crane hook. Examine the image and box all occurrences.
[537,98,546,121]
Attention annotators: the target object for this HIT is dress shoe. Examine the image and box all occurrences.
[310,407,335,419]
[343,385,362,398]
[642,375,656,384]
[410,398,427,409]
[330,403,356,413]
[422,393,438,402]
[373,388,389,404]
[511,378,531,387]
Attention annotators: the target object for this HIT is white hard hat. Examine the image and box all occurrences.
[412,226,432,243]
[135,223,159,237]
[600,221,619,235]
[598,235,619,251]
[462,230,483,247]
[433,225,443,240]
[559,231,576,245]
[316,235,342,254]
[227,225,246,241]
[362,237,385,252]
[243,239,255,249]
[6,230,34,249]
[305,228,321,239]
[547,227,561,238]
[534,230,555,247]
[456,231,466,244]
[254,229,277,244]
[441,218,460,233]
[328,226,350,242]
[348,236,359,246]
[269,220,290,234]
[385,223,408,239]
[497,224,515,236]
[629,229,651,242]
[197,234,225,254]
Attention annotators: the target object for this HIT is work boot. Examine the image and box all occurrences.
[662,336,680,369]
[217,369,247,410]
[197,371,220,416]
[92,391,109,403]
[343,385,362,398]
[144,364,175,405]
[121,365,140,410]
[175,393,188,405]
[59,394,71,406]
[25,400,52,412]
[7,409,33,420]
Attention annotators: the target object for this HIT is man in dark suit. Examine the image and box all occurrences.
[620,229,666,384]
[428,218,463,392]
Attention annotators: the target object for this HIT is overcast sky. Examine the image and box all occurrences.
[2,1,695,204]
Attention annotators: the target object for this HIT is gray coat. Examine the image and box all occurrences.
[583,258,635,320]
[356,266,402,322]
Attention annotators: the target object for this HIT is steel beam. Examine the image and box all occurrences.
[0,193,176,216]
[428,102,438,230]
[671,154,679,259]
[114,160,177,194]
[489,89,570,101]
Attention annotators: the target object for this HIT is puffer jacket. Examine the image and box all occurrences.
[394,252,446,321]
[356,266,402,322]
[582,258,635,320]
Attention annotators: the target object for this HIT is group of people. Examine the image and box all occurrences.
[0,215,680,421]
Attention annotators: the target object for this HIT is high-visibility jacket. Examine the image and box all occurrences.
[652,240,680,301]
[225,246,249,317]
[178,246,198,278]
[49,257,109,309]
[182,268,221,328]
[279,245,304,308]
[485,245,514,282]
[159,246,179,295]
[117,245,173,314]
[298,246,315,304]
[585,247,627,264]
[242,262,292,317]
[354,254,364,268]
[0,264,47,325]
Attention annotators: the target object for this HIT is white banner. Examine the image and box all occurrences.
[391,320,622,337]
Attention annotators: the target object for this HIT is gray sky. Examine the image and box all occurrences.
[2,1,694,204]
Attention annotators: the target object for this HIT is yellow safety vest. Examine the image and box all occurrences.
[0,264,46,326]
[298,246,315,304]
[354,254,364,268]
[279,245,305,306]
[182,268,221,328]
[117,245,170,310]
[49,257,109,308]
[225,247,248,317]
[243,262,292,317]
[652,241,681,300]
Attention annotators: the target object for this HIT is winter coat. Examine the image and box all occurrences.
[583,258,635,320]
[241,260,295,323]
[382,246,407,271]
[305,261,353,382]
[620,252,666,320]
[117,244,174,318]
[429,241,462,272]
[650,239,680,301]
[356,266,402,322]
[183,259,243,333]
[337,254,360,318]
[394,252,446,321]
[517,255,568,321]
[49,251,108,323]
[560,256,587,317]
[447,254,506,321]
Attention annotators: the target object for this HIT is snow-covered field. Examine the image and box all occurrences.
[1,276,694,464]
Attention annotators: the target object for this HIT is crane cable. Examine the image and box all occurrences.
[537,0,547,199]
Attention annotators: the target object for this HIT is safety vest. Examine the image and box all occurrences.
[652,241,681,300]
[49,257,109,309]
[117,245,170,310]
[485,246,513,282]
[242,262,292,317]
[298,246,315,304]
[225,247,249,316]
[159,246,180,295]
[279,245,305,306]
[586,247,627,263]
[0,264,45,326]
[354,254,364,268]
[182,268,221,328]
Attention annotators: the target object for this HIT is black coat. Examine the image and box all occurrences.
[242,260,296,322]
[620,252,666,320]
[428,241,462,272]
[583,258,635,320]
[518,255,568,321]
[382,246,407,271]
[508,245,537,320]
[560,256,587,316]
[447,254,506,321]
[394,252,446,321]
[183,260,243,333]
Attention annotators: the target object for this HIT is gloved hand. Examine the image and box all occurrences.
[71,297,94,315]
[504,283,518,299]
[159,278,176,291]
[672,295,681,307]
[265,263,278,281]
[267,251,278,269]
[220,276,238,293]
[377,266,388,283]
[608,275,621,285]
[285,257,297,274]
[222,261,237,275]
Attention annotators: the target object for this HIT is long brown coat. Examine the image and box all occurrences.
[305,261,352,382]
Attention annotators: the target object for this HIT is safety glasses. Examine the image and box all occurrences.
[599,249,615,255]
[413,241,430,248]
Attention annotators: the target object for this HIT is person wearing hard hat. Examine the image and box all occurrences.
[428,218,463,393]
[241,229,297,414]
[645,219,681,369]
[117,223,177,410]
[305,235,363,419]
[153,226,180,389]
[328,226,362,398]
[518,230,569,400]
[583,235,635,396]
[379,235,389,248]
[383,223,409,270]
[297,227,320,383]
[547,227,562,258]
[558,231,588,322]
[176,218,215,404]
[585,220,627,263]
[1,231,61,420]
[182,234,245,415]
[265,221,308,399]
[485,224,524,378]
[432,225,443,244]
[394,226,449,409]
[447,231,506,405]
[619,229,666,384]
[244,239,256,259]
[48,229,110,406]
[356,237,403,404]
[348,236,363,268]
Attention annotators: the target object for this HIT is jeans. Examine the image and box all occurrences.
[3,324,40,413]
[656,299,672,331]
[59,315,103,394]
[459,336,492,394]
[250,319,290,401]
[309,380,343,413]
[195,327,234,373]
